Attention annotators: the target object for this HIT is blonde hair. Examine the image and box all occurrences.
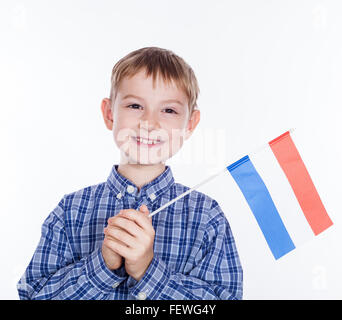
[109,47,200,115]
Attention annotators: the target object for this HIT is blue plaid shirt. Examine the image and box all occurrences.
[17,164,243,300]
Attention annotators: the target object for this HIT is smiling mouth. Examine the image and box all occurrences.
[132,136,164,146]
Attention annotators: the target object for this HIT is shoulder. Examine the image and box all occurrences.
[63,182,105,206]
[53,181,108,220]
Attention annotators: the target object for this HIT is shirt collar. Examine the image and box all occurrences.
[106,164,175,203]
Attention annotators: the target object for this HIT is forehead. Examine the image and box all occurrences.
[117,69,188,102]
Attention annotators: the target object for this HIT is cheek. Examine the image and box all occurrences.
[112,112,136,136]
[167,128,186,150]
[162,115,187,126]
[160,117,187,134]
[112,123,135,148]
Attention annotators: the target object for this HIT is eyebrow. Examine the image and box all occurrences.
[121,94,184,106]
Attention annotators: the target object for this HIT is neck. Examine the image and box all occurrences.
[117,162,166,191]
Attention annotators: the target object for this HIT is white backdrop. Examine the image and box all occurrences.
[1,0,341,299]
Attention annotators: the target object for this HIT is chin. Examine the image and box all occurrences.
[120,141,172,165]
[120,152,169,166]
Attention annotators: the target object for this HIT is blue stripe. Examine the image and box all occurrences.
[227,156,295,259]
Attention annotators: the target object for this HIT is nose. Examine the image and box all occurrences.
[138,110,161,131]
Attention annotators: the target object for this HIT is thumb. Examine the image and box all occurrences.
[139,204,149,214]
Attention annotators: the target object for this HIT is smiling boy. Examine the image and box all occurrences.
[17,47,243,300]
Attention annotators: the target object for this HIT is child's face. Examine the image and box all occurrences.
[102,69,200,165]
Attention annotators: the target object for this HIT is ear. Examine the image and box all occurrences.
[101,98,114,130]
[184,109,200,140]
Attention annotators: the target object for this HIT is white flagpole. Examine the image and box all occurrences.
[148,166,227,217]
[148,128,295,218]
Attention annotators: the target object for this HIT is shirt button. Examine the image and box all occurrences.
[126,185,135,194]
[149,193,156,201]
[116,193,122,199]
[137,291,147,300]
[112,282,120,288]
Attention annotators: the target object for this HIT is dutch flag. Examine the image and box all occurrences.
[227,130,333,260]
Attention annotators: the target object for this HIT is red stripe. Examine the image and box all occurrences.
[269,131,333,235]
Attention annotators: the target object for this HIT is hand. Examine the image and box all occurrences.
[103,204,155,281]
[102,231,124,270]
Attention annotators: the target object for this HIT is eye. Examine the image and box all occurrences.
[126,104,177,114]
[127,104,142,110]
[164,108,177,114]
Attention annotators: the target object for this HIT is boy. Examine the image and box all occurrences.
[17,47,243,300]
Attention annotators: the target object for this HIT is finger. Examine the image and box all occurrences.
[104,230,128,247]
[119,210,154,233]
[105,226,136,248]
[140,205,152,220]
[108,216,143,238]
[112,207,150,218]
[139,204,149,214]
[104,237,133,259]
[120,206,150,216]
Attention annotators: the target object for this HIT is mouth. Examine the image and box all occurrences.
[132,136,165,147]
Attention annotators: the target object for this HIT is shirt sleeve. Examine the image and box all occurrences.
[126,200,243,300]
[17,197,127,300]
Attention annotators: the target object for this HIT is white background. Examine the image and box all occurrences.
[1,0,341,299]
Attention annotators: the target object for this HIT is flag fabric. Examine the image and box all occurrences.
[227,131,333,260]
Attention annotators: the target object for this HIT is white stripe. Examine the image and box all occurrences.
[249,146,314,247]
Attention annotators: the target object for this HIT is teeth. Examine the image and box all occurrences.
[135,137,160,145]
